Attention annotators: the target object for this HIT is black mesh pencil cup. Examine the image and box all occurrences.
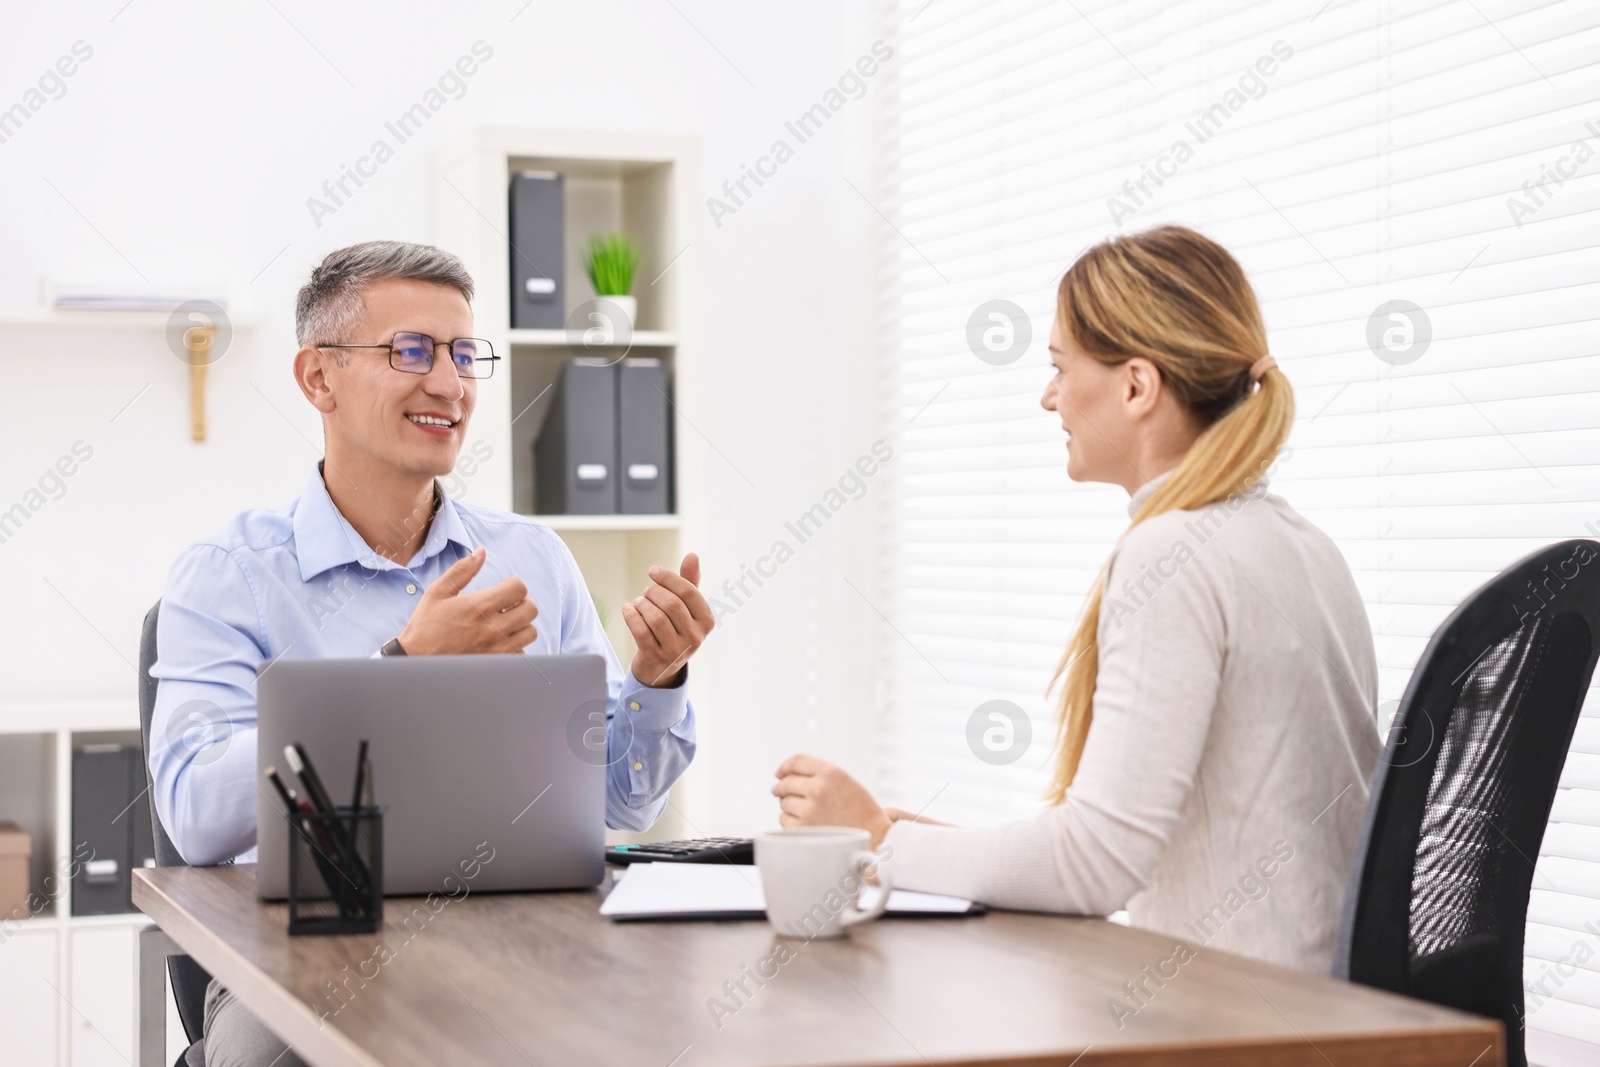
[285,805,384,935]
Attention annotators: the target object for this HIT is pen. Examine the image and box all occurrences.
[284,743,340,821]
[264,766,297,814]
[266,765,320,847]
[351,737,369,814]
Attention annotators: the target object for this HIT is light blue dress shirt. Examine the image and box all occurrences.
[148,462,695,866]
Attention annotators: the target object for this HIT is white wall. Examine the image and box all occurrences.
[0,0,887,834]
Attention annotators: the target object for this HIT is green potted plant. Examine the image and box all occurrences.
[583,232,641,328]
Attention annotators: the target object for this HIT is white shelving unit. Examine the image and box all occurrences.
[432,127,709,842]
[0,712,185,1067]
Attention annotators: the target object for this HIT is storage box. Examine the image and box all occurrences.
[0,821,32,921]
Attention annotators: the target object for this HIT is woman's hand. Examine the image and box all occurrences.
[771,754,892,848]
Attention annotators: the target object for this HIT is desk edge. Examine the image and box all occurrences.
[133,869,385,1067]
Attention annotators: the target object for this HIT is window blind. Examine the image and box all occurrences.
[871,1,1600,1061]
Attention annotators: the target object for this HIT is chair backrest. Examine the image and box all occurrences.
[139,600,214,1046]
[1333,539,1600,1067]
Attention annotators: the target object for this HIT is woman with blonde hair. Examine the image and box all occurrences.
[773,224,1381,972]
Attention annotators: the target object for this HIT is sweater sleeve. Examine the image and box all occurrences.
[884,514,1227,913]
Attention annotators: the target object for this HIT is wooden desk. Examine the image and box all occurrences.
[133,866,1501,1067]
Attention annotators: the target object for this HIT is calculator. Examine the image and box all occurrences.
[606,837,754,865]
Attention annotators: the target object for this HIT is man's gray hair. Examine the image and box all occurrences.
[295,240,475,348]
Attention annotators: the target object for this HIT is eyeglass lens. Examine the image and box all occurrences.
[391,332,487,377]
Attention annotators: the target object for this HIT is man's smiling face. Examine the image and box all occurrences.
[320,276,477,479]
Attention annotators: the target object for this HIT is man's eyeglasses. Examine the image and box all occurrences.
[318,332,500,380]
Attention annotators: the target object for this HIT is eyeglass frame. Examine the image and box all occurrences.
[315,331,501,379]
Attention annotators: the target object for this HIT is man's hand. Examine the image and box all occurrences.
[397,546,539,655]
[771,754,892,848]
[622,552,712,688]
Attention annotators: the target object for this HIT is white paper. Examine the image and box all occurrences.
[599,862,976,919]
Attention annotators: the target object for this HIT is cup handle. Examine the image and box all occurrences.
[838,850,893,929]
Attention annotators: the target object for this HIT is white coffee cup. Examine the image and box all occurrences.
[754,826,893,939]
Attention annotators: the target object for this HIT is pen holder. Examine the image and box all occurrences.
[286,805,384,935]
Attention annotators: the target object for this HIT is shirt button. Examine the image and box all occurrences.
[628,700,641,711]
[632,762,644,771]
[405,583,418,595]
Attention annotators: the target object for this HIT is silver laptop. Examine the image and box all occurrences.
[255,654,606,899]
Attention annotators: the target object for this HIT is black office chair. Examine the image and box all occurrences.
[1333,539,1600,1067]
[139,600,214,1067]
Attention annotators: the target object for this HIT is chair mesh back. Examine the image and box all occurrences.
[1421,614,1586,959]
[1334,541,1600,1067]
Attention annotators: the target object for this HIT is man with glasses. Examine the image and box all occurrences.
[148,241,711,1067]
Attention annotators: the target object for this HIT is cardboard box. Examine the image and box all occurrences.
[0,821,31,921]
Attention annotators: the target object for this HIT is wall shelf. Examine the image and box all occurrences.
[0,308,259,330]
[0,307,263,443]
[508,328,677,348]
[535,514,680,532]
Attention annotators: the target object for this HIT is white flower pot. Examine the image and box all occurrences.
[601,295,637,328]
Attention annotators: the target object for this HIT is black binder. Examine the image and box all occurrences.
[71,744,136,915]
[618,358,672,514]
[131,782,156,877]
[510,171,564,330]
[535,359,618,514]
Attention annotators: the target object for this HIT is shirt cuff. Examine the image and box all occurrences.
[620,666,689,732]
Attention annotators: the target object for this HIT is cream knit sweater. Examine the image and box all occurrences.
[883,472,1381,972]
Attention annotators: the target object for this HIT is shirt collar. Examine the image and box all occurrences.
[1127,468,1176,517]
[293,460,473,581]
[1126,468,1272,517]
